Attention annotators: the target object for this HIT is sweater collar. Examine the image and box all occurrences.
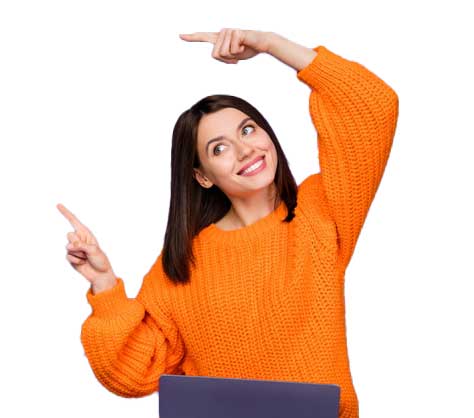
[198,200,288,244]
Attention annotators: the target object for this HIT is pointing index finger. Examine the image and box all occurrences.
[179,32,218,44]
[57,203,85,230]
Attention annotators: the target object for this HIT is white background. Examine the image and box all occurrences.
[1,0,473,417]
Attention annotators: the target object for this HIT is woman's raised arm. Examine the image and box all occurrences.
[292,44,399,270]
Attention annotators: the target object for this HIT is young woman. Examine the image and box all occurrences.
[58,29,399,418]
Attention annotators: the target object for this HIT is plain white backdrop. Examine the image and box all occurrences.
[1,0,473,417]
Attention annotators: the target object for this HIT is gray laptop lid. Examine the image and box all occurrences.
[159,374,340,418]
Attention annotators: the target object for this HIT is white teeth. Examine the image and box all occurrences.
[241,158,263,175]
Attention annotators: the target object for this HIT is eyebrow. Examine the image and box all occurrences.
[205,117,253,155]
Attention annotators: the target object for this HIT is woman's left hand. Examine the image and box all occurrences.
[179,28,273,64]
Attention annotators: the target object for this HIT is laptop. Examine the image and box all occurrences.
[158,374,340,418]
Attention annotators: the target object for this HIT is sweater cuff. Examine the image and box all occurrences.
[85,277,131,318]
[296,45,347,91]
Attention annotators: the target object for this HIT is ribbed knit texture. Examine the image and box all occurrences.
[81,45,399,418]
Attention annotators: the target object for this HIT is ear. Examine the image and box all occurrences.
[193,168,213,188]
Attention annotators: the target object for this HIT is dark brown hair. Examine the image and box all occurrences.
[162,94,298,285]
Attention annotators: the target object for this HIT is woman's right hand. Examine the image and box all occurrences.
[179,28,272,64]
[57,203,117,294]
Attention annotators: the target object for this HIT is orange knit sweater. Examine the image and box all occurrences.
[81,45,399,418]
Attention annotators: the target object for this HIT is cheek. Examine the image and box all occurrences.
[255,136,273,152]
[273,151,278,167]
[266,141,278,165]
[212,157,236,178]
[255,137,277,166]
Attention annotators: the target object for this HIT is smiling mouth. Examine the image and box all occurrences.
[237,156,265,175]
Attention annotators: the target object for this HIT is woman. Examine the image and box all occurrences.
[58,29,399,418]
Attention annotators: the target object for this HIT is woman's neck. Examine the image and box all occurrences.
[216,189,281,231]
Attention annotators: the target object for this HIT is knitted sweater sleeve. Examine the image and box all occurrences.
[80,255,185,397]
[296,45,399,269]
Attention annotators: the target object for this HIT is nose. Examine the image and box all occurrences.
[235,140,254,160]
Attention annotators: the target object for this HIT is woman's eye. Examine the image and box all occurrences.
[242,124,255,136]
[213,144,225,156]
[213,125,255,156]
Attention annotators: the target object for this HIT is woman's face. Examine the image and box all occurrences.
[193,107,278,199]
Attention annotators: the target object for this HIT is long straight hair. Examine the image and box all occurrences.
[162,94,298,285]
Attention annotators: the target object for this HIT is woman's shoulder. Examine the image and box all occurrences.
[295,173,338,244]
[297,172,333,221]
[139,251,175,296]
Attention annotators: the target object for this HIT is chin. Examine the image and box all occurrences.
[242,176,275,193]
